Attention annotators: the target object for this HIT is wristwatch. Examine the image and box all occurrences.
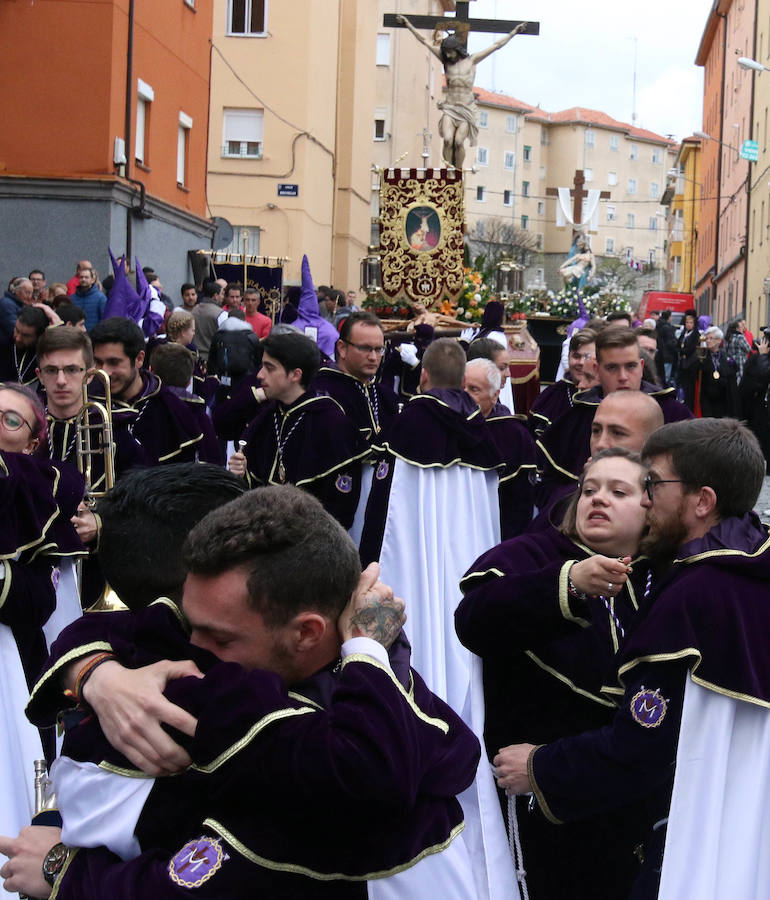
[42,842,71,887]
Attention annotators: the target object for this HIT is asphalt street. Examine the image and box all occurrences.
[756,476,770,522]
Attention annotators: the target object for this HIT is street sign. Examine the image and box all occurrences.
[277,183,299,197]
[741,140,759,162]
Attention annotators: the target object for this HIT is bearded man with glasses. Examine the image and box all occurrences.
[493,418,770,900]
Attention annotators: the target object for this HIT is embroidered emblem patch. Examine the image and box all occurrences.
[375,460,390,480]
[335,473,353,493]
[168,836,225,888]
[630,686,668,728]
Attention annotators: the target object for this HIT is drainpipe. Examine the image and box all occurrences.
[124,0,135,262]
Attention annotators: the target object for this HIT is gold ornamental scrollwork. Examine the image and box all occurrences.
[380,168,465,305]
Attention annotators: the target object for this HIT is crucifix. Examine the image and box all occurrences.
[546,169,611,234]
[386,2,539,168]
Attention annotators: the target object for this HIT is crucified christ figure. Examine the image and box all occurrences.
[397,15,526,169]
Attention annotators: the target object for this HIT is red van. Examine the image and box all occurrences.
[637,291,693,321]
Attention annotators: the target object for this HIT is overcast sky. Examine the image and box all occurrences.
[465,0,714,141]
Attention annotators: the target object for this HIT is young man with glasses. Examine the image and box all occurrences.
[312,311,399,447]
[494,418,770,899]
[36,327,148,486]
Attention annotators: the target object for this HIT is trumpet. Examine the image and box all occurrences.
[75,368,116,504]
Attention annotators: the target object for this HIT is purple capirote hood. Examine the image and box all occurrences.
[293,255,339,357]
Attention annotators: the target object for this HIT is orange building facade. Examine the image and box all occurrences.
[0,0,214,290]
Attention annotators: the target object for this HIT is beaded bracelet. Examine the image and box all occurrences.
[567,563,589,601]
[70,652,117,706]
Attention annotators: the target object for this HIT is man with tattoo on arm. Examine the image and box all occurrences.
[2,485,479,899]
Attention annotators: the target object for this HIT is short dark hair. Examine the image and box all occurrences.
[225,282,242,296]
[29,269,45,280]
[466,337,506,362]
[150,343,195,388]
[203,280,220,299]
[569,328,597,354]
[642,418,764,519]
[422,337,465,388]
[338,310,383,344]
[183,485,361,627]
[89,317,145,363]
[595,326,639,363]
[17,305,49,336]
[560,448,645,540]
[660,309,672,321]
[684,308,697,320]
[37,325,94,368]
[56,303,86,326]
[261,331,320,388]
[96,464,246,610]
[606,311,632,324]
[181,283,196,294]
[634,326,657,342]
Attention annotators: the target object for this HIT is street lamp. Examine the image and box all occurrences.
[738,56,770,74]
[693,130,742,156]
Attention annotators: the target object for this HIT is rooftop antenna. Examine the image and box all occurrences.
[631,37,638,125]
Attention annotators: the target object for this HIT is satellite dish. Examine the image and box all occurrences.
[211,216,234,251]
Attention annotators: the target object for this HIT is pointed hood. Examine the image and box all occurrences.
[293,255,340,357]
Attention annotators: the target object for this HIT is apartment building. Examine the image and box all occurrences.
[465,92,676,293]
[0,0,214,288]
[208,0,447,289]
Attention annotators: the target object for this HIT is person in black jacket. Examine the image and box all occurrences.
[740,328,770,470]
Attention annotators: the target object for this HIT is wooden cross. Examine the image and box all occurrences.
[546,170,610,228]
[383,1,539,45]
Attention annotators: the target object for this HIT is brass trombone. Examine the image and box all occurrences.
[74,369,125,610]
[75,368,116,504]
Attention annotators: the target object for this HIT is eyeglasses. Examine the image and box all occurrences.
[0,408,35,433]
[40,365,86,379]
[643,474,689,502]
[342,341,386,356]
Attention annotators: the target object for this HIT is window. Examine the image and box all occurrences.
[374,117,386,141]
[523,145,532,162]
[135,79,154,165]
[585,129,595,147]
[177,111,192,185]
[605,237,616,253]
[627,213,635,228]
[608,170,618,186]
[535,233,543,249]
[584,168,593,182]
[540,128,548,146]
[376,33,390,65]
[521,214,529,229]
[652,147,662,164]
[522,180,530,197]
[477,147,488,165]
[610,134,619,151]
[649,216,658,231]
[505,115,517,133]
[218,225,261,256]
[476,186,486,202]
[606,204,617,222]
[503,189,512,206]
[629,143,638,160]
[222,108,264,158]
[624,247,633,263]
[228,0,266,35]
[537,201,545,215]
[479,110,488,128]
[504,151,515,170]
[627,178,637,194]
[650,182,660,199]
[539,165,546,180]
